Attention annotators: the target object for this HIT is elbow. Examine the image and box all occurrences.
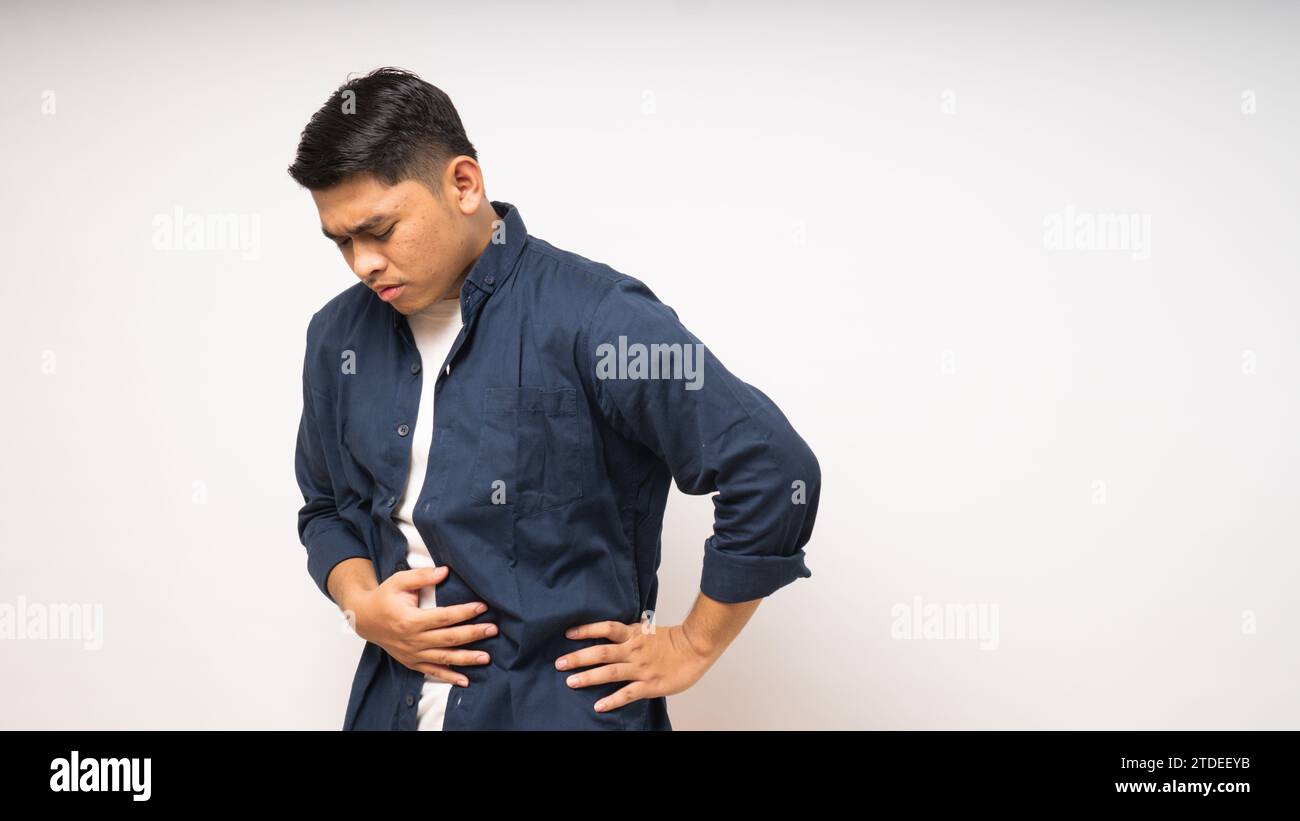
[775,426,820,556]
[699,424,819,605]
[772,425,820,510]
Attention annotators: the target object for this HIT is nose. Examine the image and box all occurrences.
[350,243,386,283]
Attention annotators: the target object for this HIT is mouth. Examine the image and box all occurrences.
[375,283,405,302]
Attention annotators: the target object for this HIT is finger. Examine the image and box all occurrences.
[555,639,626,672]
[388,565,448,591]
[412,621,498,649]
[410,601,489,631]
[565,620,634,643]
[564,662,637,690]
[416,647,491,667]
[413,663,470,686]
[594,682,645,713]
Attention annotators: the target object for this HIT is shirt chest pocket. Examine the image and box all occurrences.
[468,386,583,516]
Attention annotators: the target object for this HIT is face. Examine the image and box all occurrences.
[311,167,488,314]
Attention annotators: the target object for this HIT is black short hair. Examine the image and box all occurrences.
[287,67,478,192]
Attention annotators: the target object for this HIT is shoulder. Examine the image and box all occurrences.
[516,235,670,330]
[300,281,376,387]
[304,280,375,346]
[521,236,623,295]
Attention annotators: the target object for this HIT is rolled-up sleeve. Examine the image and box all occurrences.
[295,314,370,605]
[577,277,820,604]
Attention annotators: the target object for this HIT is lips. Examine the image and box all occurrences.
[375,283,405,302]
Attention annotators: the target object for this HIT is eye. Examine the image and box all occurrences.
[335,237,351,248]
[374,224,396,241]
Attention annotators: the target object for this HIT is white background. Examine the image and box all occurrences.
[1,1,1296,729]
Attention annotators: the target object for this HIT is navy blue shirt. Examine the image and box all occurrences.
[294,200,821,730]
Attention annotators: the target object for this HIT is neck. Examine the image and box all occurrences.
[450,201,500,298]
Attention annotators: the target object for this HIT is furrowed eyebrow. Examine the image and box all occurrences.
[321,214,390,240]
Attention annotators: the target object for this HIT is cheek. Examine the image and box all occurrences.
[396,231,439,272]
[388,238,418,272]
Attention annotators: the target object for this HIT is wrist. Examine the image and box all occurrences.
[677,620,719,663]
[326,558,378,614]
[337,583,374,617]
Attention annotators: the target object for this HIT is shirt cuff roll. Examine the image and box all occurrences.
[699,537,813,604]
[304,522,372,605]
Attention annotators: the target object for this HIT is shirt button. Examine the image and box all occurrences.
[397,423,410,436]
[385,496,395,507]
[395,560,409,572]
[410,362,421,374]
[485,275,495,286]
[445,364,451,376]
[405,694,415,707]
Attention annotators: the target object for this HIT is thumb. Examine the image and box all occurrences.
[390,564,447,591]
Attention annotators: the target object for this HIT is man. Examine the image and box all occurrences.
[290,67,821,730]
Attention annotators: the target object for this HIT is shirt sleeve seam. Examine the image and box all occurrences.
[578,277,777,451]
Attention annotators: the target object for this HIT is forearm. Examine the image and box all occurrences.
[326,557,379,612]
[680,590,762,662]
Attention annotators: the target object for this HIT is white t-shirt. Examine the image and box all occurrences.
[391,294,464,731]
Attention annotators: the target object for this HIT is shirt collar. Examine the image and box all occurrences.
[391,199,527,327]
[466,200,527,295]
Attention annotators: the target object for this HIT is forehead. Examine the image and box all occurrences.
[312,174,420,231]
